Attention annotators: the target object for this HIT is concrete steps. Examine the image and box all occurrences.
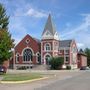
[32,65,50,70]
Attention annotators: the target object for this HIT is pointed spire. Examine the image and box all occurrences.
[42,14,57,36]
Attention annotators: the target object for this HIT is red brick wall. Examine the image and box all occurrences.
[41,39,59,64]
[81,55,87,66]
[15,34,40,54]
[14,34,40,64]
[78,54,87,68]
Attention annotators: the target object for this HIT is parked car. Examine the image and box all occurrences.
[86,66,90,70]
[80,66,90,70]
[0,66,7,73]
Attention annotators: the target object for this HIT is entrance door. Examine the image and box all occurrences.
[45,55,51,65]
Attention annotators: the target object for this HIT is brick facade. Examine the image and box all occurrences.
[10,14,87,69]
[77,51,87,68]
[13,34,41,69]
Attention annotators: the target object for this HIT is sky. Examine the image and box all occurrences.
[0,0,90,49]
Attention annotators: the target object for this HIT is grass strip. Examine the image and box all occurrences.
[1,73,42,81]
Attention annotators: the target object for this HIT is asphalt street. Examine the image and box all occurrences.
[0,70,90,90]
[36,71,90,90]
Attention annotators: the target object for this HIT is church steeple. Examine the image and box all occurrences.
[42,14,59,40]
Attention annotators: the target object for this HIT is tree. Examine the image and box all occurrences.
[0,4,9,29]
[84,48,90,66]
[0,4,14,65]
[50,57,64,70]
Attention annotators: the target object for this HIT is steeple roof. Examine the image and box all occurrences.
[42,14,57,36]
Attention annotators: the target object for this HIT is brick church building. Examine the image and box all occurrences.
[10,14,87,69]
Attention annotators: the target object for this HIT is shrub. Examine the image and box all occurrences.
[17,66,27,70]
[50,57,64,70]
[66,65,71,70]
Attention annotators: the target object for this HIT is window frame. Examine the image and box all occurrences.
[16,53,20,63]
[44,43,51,51]
[23,49,33,63]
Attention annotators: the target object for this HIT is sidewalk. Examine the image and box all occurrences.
[0,77,3,80]
[7,69,80,74]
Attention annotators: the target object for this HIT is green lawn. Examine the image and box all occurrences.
[1,73,42,81]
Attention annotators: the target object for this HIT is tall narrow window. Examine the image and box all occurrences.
[45,43,51,51]
[36,53,41,64]
[65,50,69,54]
[16,54,19,63]
[66,57,69,62]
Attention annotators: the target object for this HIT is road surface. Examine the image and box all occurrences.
[0,70,90,90]
[36,71,90,90]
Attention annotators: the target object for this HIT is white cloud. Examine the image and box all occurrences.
[26,8,48,18]
[77,43,84,49]
[13,6,48,18]
[8,3,48,45]
[60,14,90,48]
[61,14,90,37]
[9,17,27,45]
[81,14,90,25]
[8,5,48,45]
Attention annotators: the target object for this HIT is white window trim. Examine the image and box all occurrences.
[36,52,40,63]
[16,53,20,63]
[44,53,51,65]
[22,47,33,63]
[21,47,34,56]
[44,43,51,51]
[65,50,69,54]
[25,39,30,44]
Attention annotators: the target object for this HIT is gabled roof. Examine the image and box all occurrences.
[59,40,72,47]
[15,34,40,49]
[78,49,87,56]
[33,38,41,43]
[42,14,57,36]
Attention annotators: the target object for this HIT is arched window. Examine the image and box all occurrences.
[23,49,33,62]
[36,53,41,64]
[45,55,51,65]
[45,43,51,51]
[16,54,19,63]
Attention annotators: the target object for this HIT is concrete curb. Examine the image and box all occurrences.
[0,77,49,84]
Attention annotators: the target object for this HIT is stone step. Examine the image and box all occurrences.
[32,65,50,70]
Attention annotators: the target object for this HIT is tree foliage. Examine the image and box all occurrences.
[50,57,64,70]
[0,4,14,64]
[0,4,9,29]
[84,48,90,66]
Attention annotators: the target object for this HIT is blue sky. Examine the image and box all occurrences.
[0,0,90,49]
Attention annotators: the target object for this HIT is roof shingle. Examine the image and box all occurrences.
[42,14,56,36]
[59,40,72,47]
